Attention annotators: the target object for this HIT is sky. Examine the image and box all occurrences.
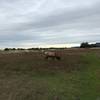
[0,0,100,48]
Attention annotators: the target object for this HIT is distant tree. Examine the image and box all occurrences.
[90,44,96,48]
[4,48,9,51]
[80,42,90,48]
[11,48,16,50]
[28,48,40,50]
[17,48,25,50]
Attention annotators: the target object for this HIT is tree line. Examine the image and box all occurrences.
[80,42,100,48]
[3,42,100,51]
[4,47,66,51]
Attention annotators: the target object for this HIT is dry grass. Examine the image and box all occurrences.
[0,48,100,100]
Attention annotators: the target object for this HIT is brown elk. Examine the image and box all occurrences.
[44,51,61,60]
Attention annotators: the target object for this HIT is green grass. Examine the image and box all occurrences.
[32,53,100,100]
[0,51,100,100]
[77,53,100,100]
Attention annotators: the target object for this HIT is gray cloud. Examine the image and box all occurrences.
[0,0,100,48]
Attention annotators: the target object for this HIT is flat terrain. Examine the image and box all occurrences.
[0,48,100,100]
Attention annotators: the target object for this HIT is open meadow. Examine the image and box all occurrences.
[0,48,100,100]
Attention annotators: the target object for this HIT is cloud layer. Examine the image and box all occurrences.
[0,0,100,48]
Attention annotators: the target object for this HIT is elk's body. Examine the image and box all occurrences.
[44,51,61,60]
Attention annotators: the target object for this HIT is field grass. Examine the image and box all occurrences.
[0,49,100,100]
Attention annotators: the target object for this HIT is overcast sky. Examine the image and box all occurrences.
[0,0,100,48]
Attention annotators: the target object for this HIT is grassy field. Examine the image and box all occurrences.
[0,49,100,100]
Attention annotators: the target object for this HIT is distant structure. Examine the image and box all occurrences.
[95,43,100,47]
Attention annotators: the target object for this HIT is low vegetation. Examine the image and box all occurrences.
[0,49,100,100]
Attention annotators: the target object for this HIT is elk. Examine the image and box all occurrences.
[44,51,61,60]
